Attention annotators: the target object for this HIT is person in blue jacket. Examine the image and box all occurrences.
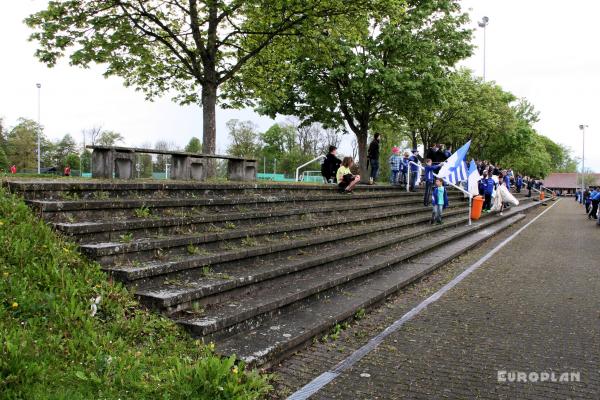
[408,149,421,192]
[431,178,449,225]
[588,188,600,220]
[503,170,511,191]
[482,172,495,212]
[516,174,523,193]
[423,158,443,206]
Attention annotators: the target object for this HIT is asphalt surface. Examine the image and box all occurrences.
[274,199,600,399]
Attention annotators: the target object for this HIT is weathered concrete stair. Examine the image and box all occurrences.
[4,179,545,367]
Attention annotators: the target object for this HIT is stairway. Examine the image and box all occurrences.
[6,180,544,367]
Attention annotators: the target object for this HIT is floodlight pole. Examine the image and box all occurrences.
[36,83,42,174]
[579,124,588,193]
[478,17,490,82]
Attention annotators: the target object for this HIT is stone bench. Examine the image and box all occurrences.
[87,145,257,181]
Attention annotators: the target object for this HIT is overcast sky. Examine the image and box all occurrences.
[1,0,599,171]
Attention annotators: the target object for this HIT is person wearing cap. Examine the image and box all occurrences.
[388,146,402,185]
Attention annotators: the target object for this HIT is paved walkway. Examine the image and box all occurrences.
[280,199,600,399]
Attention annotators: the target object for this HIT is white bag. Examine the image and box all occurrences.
[499,185,519,206]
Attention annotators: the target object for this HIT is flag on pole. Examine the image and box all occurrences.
[437,140,471,185]
[467,159,481,196]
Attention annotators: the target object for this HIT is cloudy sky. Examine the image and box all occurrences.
[1,0,599,170]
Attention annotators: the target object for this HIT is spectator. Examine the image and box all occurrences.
[10,165,17,174]
[321,145,341,183]
[589,188,600,220]
[389,147,402,185]
[516,174,523,193]
[367,133,381,185]
[442,145,452,161]
[408,149,421,192]
[423,158,442,206]
[336,157,361,194]
[482,172,495,212]
[431,177,448,224]
[400,151,410,186]
[64,165,71,177]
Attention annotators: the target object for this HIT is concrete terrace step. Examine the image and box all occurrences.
[54,194,467,241]
[85,205,466,265]
[6,180,408,200]
[29,190,443,223]
[171,214,473,336]
[137,213,469,313]
[102,206,470,284]
[214,204,541,366]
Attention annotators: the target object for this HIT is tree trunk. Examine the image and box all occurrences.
[356,129,369,183]
[410,130,418,151]
[201,81,218,177]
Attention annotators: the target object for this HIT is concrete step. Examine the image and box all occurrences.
[214,202,542,366]
[7,180,407,200]
[137,213,469,313]
[102,206,470,284]
[30,190,433,222]
[54,194,466,242]
[82,202,469,266]
[171,214,473,336]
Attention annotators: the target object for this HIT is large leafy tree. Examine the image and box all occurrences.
[26,0,371,176]
[233,0,472,177]
[5,118,44,170]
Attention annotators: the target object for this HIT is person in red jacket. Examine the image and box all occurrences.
[9,165,16,174]
[64,165,71,176]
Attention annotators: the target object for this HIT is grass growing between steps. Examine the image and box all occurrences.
[0,188,271,399]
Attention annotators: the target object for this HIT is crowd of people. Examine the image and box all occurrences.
[320,138,544,225]
[575,188,600,225]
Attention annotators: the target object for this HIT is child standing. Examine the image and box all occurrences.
[482,172,495,211]
[431,178,448,224]
[389,147,402,185]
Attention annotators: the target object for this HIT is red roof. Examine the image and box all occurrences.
[544,173,600,189]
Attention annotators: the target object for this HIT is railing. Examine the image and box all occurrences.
[296,155,325,182]
[408,161,473,226]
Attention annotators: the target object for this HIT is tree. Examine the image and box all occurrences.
[97,131,124,146]
[0,146,9,171]
[83,125,103,146]
[153,140,178,172]
[184,137,202,153]
[226,119,260,158]
[26,0,370,176]
[51,134,78,169]
[80,149,92,174]
[237,0,472,178]
[5,118,42,170]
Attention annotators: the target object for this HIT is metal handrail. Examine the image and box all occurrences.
[296,155,325,182]
[408,161,473,226]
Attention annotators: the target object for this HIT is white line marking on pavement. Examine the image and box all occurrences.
[287,199,561,400]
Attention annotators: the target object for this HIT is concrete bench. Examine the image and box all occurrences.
[87,146,257,181]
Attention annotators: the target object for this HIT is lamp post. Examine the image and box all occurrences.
[478,16,490,82]
[36,83,41,174]
[579,124,588,193]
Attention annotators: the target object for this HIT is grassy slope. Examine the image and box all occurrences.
[0,187,271,399]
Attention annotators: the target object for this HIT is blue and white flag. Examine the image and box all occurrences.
[467,159,481,196]
[437,140,471,185]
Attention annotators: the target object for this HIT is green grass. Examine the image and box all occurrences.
[0,187,271,399]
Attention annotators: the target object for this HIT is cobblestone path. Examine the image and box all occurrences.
[276,199,600,399]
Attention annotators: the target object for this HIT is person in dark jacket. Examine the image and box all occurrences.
[367,133,381,184]
[408,149,421,191]
[423,159,442,206]
[482,172,495,211]
[516,174,523,193]
[588,189,600,219]
[527,177,533,197]
[321,145,342,183]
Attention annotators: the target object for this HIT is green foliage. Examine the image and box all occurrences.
[235,0,473,176]
[97,131,124,147]
[226,120,261,158]
[5,118,43,170]
[0,147,8,171]
[0,188,271,398]
[185,137,202,153]
[134,206,151,219]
